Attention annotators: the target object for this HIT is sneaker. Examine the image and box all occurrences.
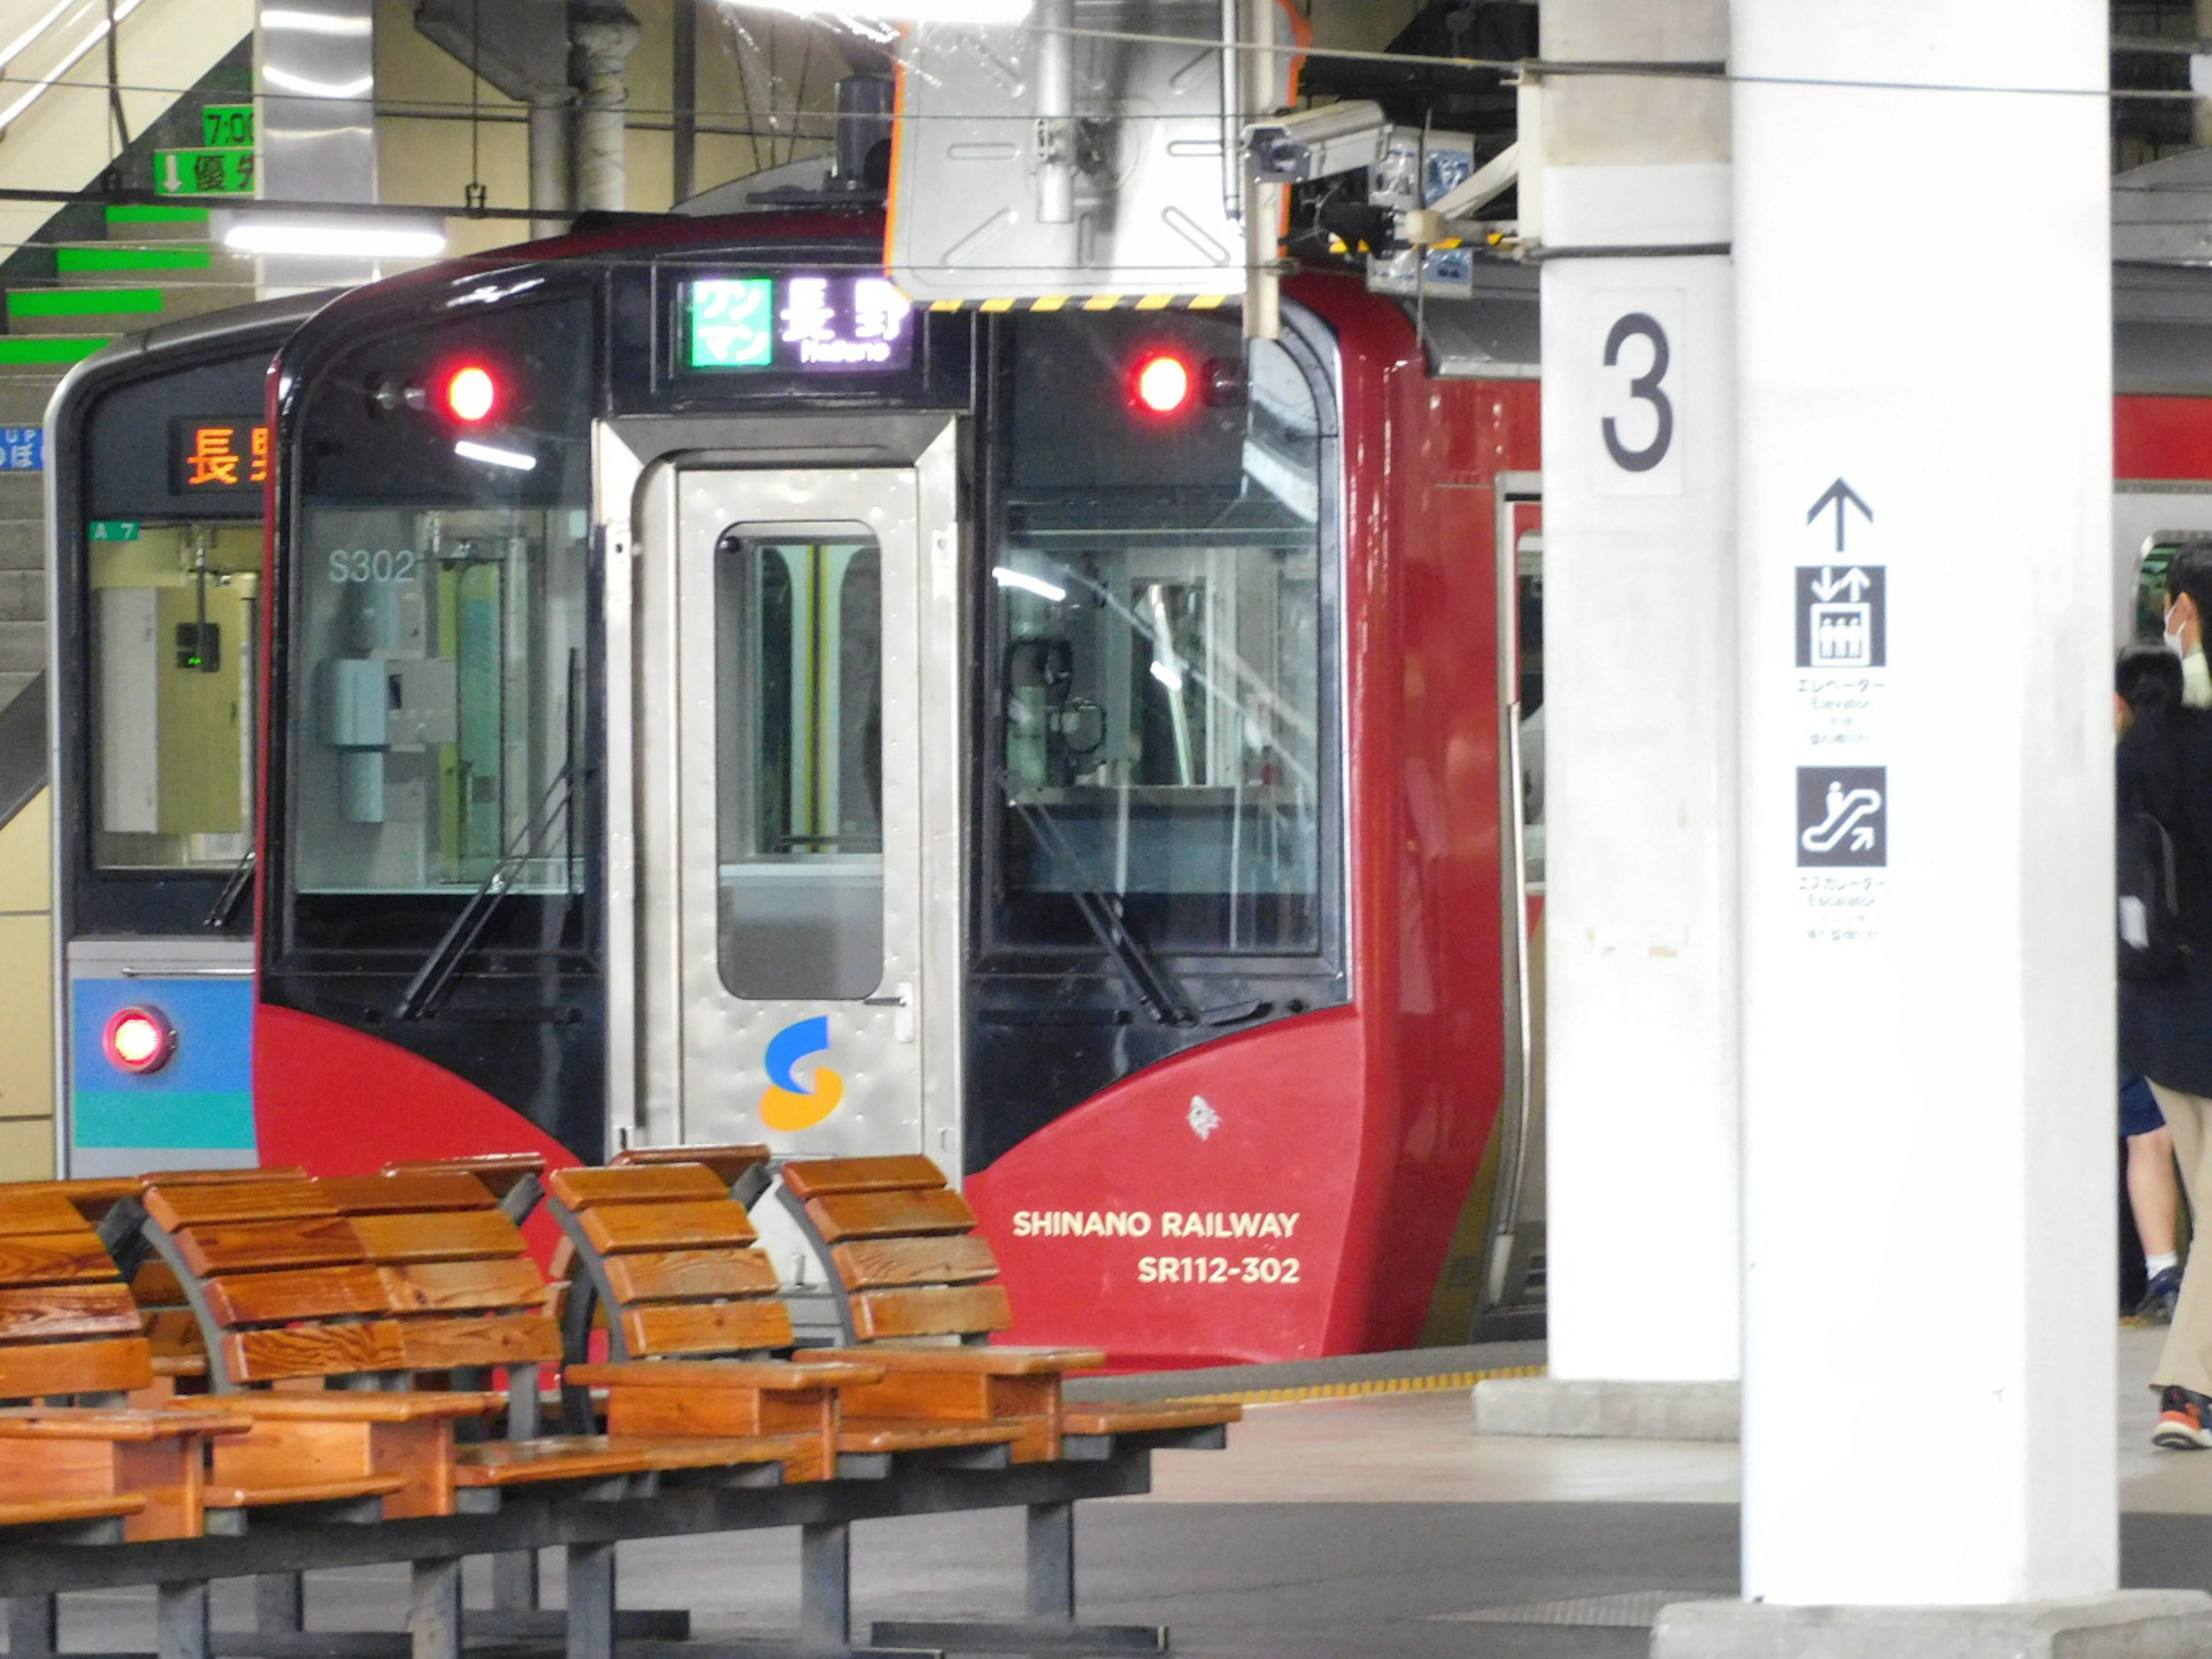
[2154,1385,2212,1450]
[2138,1267,2184,1326]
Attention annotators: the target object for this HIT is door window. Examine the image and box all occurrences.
[89,521,262,870]
[715,530,885,1000]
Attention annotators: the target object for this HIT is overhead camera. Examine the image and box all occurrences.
[1244,100,1392,185]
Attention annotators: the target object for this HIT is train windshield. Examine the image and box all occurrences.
[990,312,1330,957]
[280,287,596,960]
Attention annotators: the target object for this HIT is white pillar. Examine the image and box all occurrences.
[1661,0,2212,1649]
[1476,0,1741,1440]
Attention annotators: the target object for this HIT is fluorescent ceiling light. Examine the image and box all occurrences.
[992,565,1065,603]
[718,0,1032,25]
[454,440,537,472]
[261,7,373,33]
[221,215,447,259]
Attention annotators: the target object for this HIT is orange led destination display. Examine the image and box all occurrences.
[172,419,269,493]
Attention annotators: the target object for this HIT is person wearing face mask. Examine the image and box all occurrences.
[2166,562,2212,709]
[2122,546,2212,1447]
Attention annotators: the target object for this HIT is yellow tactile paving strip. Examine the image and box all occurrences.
[1175,1362,1547,1407]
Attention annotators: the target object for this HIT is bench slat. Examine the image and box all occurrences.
[603,1247,779,1305]
[222,1320,406,1383]
[548,1166,732,1210]
[0,1283,146,1342]
[779,1156,948,1202]
[803,1188,975,1243]
[0,1192,107,1238]
[144,1180,335,1230]
[383,1154,548,1203]
[449,1432,800,1485]
[830,1234,999,1291]
[619,1299,794,1358]
[0,1492,144,1526]
[171,1217,365,1276]
[0,1335,153,1399]
[578,1199,756,1254]
[612,1145,771,1187]
[851,1283,1013,1342]
[207,1475,408,1510]
[382,1258,548,1315]
[351,1210,520,1264]
[200,1264,389,1327]
[0,1234,121,1287]
[395,1311,563,1370]
[321,1173,496,1215]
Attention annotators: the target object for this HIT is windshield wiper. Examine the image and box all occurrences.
[1001,783,1196,1027]
[398,649,586,1022]
[204,848,255,930]
[395,757,582,1021]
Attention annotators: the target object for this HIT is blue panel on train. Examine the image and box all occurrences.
[70,978,255,1152]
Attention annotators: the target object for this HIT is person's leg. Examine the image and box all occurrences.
[2150,1085,2212,1399]
[2131,1125,2181,1261]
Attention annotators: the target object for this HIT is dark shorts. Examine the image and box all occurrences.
[2124,1073,2167,1138]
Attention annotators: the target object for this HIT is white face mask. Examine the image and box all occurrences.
[2169,622,2190,657]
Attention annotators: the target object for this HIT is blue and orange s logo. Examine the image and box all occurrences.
[760,1016,844,1132]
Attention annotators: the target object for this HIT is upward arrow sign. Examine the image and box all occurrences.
[1806,478,1874,554]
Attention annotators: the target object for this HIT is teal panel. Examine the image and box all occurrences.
[73,1089,255,1150]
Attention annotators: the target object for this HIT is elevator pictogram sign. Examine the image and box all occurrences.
[1795,565,1885,669]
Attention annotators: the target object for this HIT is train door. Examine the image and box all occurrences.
[627,423,961,1168]
[1473,472,1546,1338]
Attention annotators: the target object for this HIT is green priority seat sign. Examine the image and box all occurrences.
[156,147,255,197]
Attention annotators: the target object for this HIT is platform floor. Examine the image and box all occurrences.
[38,1326,2212,1659]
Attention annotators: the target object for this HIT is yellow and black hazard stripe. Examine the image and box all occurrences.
[925,293,1236,313]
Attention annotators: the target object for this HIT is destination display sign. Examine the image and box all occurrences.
[172,419,269,493]
[684,273,915,374]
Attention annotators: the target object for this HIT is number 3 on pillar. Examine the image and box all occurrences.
[1593,291,1684,497]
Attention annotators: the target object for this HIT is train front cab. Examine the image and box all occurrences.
[257,222,1541,1365]
[47,298,317,1176]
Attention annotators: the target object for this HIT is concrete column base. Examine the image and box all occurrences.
[1652,1591,2212,1659]
[1472,1377,1740,1440]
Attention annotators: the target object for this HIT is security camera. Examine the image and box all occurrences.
[1245,100,1392,185]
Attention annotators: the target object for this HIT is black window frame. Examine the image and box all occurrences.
[265,274,606,980]
[970,301,1349,986]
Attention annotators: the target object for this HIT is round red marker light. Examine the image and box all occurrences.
[443,365,498,423]
[1133,353,1192,416]
[103,1006,176,1076]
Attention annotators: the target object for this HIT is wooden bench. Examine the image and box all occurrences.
[137,1174,813,1659]
[0,1184,263,1659]
[779,1155,1244,1443]
[552,1158,1222,1656]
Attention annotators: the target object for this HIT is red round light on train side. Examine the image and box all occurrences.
[442,365,498,423]
[103,1006,176,1075]
[1132,353,1193,416]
